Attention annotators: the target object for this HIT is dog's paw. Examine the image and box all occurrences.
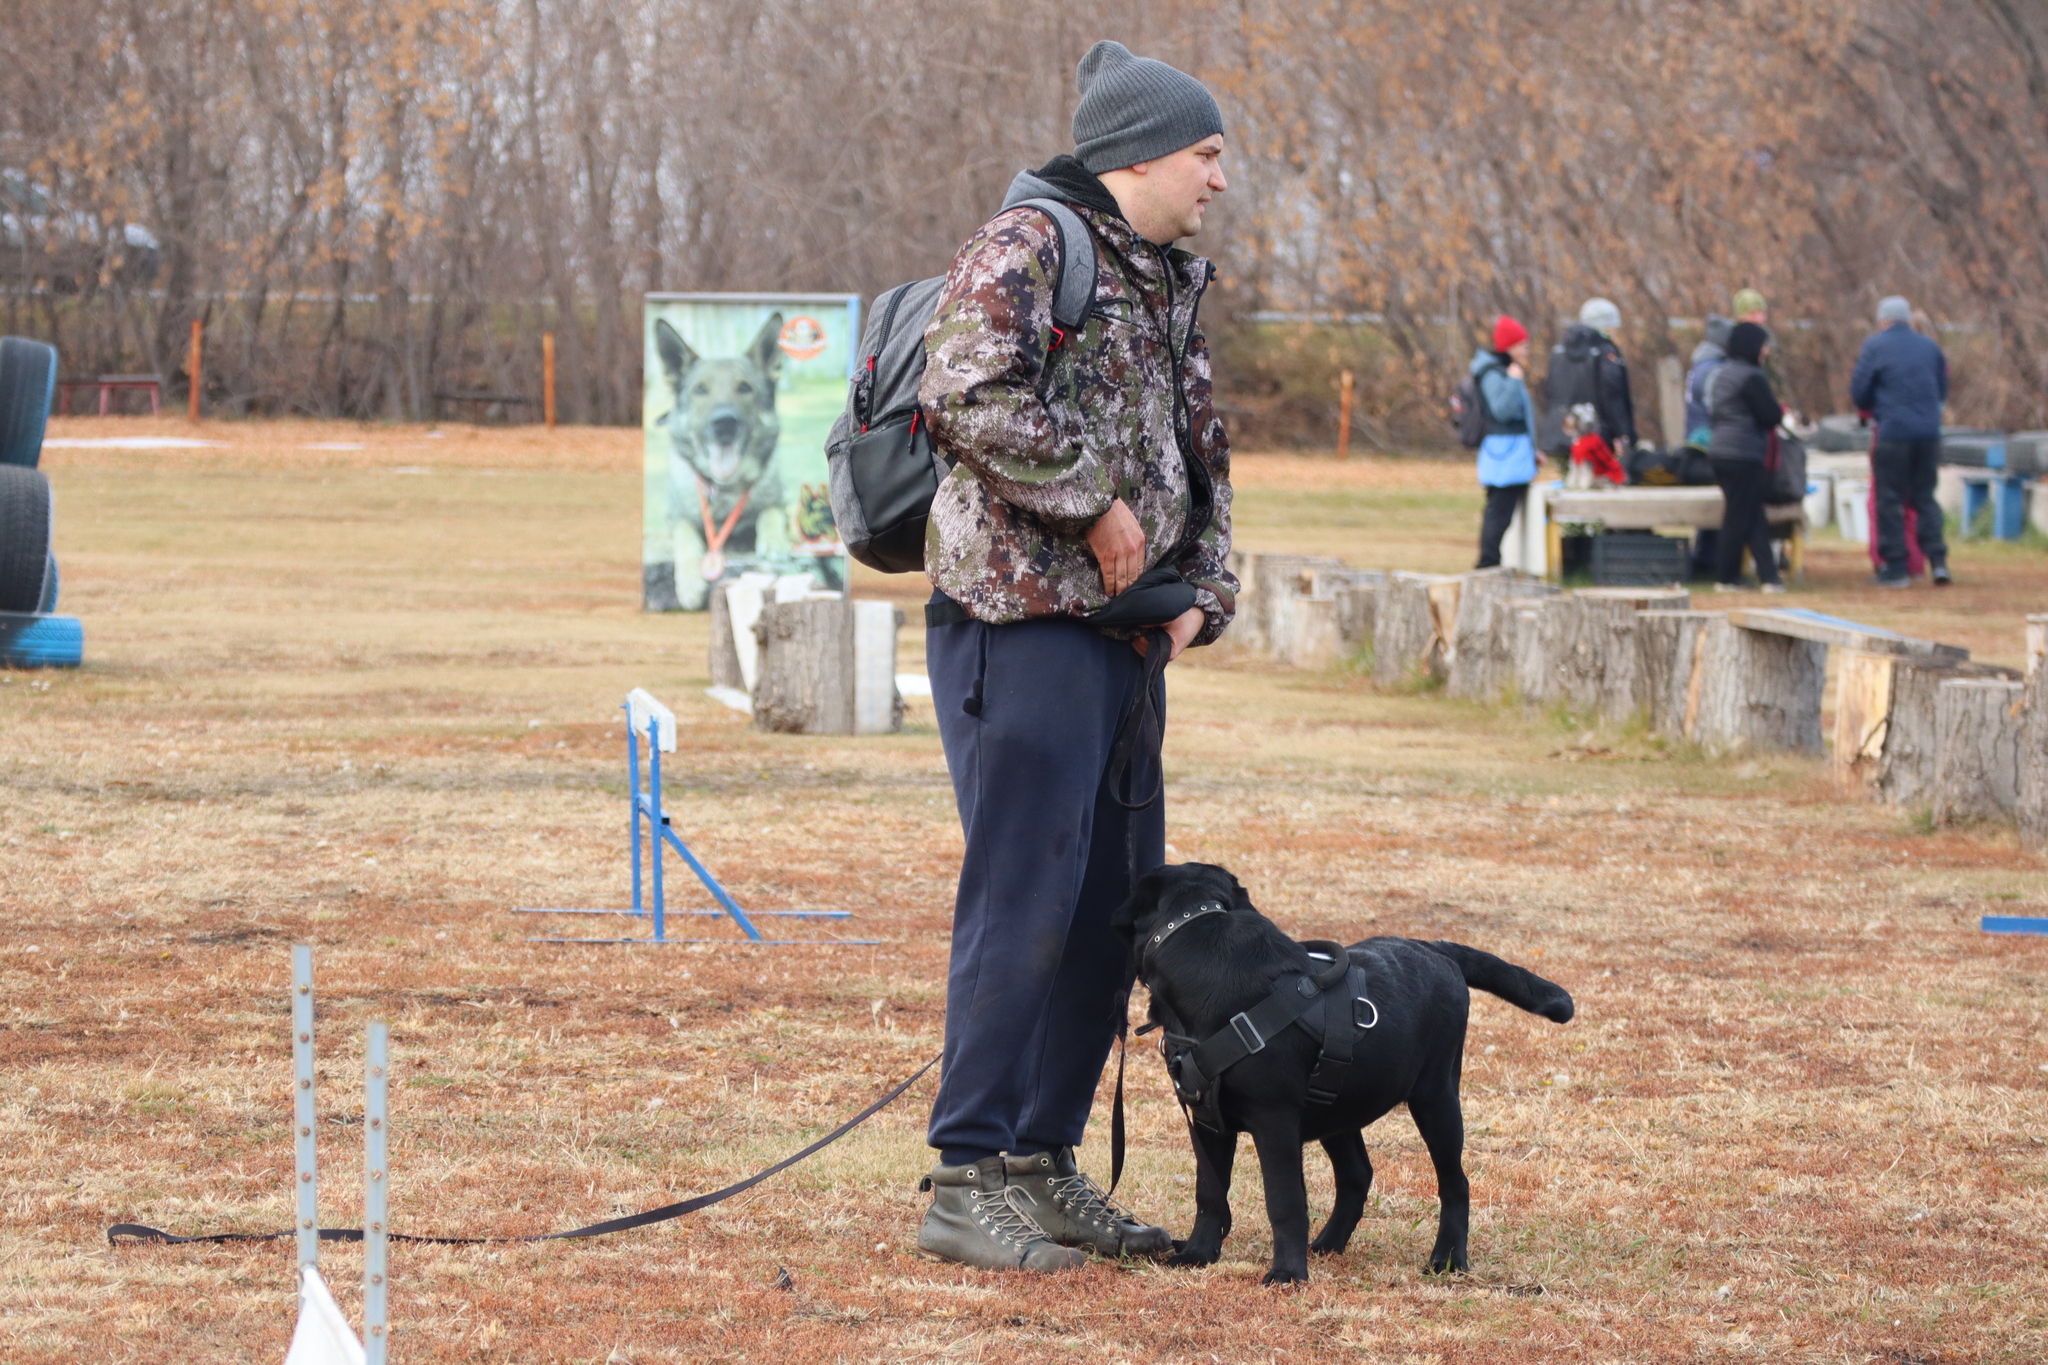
[1260,1265,1310,1287]
[1165,1240,1220,1269]
[1308,1238,1350,1258]
[1424,1255,1470,1276]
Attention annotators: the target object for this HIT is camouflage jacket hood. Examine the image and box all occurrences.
[918,164,1237,643]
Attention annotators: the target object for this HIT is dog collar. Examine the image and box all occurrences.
[1146,900,1227,957]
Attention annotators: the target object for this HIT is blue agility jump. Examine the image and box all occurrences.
[1983,916,2048,936]
[519,690,875,945]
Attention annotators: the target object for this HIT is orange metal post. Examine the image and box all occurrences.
[1337,369,1355,460]
[543,332,557,430]
[188,319,203,423]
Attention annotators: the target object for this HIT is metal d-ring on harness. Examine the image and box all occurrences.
[1147,935,1380,1132]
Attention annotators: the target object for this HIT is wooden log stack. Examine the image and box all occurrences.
[1445,569,1556,701]
[751,599,904,735]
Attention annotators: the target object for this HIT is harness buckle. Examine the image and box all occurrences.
[1353,996,1379,1030]
[1228,1012,1266,1053]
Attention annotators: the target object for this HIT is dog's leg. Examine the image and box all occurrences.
[1165,1124,1236,1268]
[1309,1130,1372,1256]
[1409,1084,1470,1274]
[1247,1117,1311,1286]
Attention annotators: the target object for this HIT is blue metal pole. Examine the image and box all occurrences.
[291,945,318,1271]
[627,714,644,920]
[363,1022,390,1365]
[660,825,765,941]
[648,716,666,943]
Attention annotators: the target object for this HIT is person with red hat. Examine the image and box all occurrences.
[1470,315,1537,568]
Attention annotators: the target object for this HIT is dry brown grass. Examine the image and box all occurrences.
[4,418,2047,1363]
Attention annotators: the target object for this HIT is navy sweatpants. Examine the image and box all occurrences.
[925,612,1166,1163]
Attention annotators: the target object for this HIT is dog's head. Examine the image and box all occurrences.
[655,313,784,491]
[1112,862,1258,973]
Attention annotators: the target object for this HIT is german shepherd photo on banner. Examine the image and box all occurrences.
[641,296,855,611]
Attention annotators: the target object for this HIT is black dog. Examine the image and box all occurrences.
[1112,862,1574,1285]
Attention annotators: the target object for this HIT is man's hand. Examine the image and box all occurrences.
[1086,498,1146,597]
[1133,606,1206,662]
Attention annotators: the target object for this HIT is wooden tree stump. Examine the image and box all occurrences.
[1830,648,1896,791]
[1373,572,1454,685]
[752,599,903,735]
[1844,657,2021,806]
[1637,610,1714,737]
[2019,615,2048,850]
[708,583,746,690]
[1534,588,1690,720]
[1510,604,1550,702]
[1238,553,1344,654]
[1690,616,1825,754]
[1446,568,1555,701]
[1933,677,2023,825]
[1283,596,1343,669]
[1335,582,1380,657]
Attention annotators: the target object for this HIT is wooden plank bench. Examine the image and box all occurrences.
[56,374,163,416]
[1543,486,1807,582]
[1724,607,1969,662]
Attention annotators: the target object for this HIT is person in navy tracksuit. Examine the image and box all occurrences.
[1850,296,1950,587]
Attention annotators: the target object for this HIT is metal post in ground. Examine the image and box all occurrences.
[363,1021,390,1365]
[291,945,318,1270]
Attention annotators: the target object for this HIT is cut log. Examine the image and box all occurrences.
[1533,587,1690,720]
[1830,649,1895,792]
[1283,596,1342,669]
[1335,582,1379,656]
[1446,568,1556,701]
[1238,552,1344,654]
[752,599,904,735]
[2020,616,2048,850]
[708,583,745,690]
[1685,614,1826,754]
[1637,610,1714,737]
[1373,572,1455,685]
[1869,658,2022,807]
[1510,604,1550,703]
[1933,678,2023,825]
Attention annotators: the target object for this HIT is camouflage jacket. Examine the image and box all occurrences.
[918,194,1237,644]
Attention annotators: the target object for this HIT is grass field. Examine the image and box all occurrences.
[4,416,2047,1364]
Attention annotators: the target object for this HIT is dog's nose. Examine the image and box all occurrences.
[710,413,742,445]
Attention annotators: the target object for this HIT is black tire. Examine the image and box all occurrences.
[0,465,53,612]
[0,336,58,470]
[38,553,59,612]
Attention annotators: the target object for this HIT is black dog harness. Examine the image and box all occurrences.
[1147,928,1380,1132]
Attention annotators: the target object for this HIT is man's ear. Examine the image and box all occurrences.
[749,312,786,392]
[655,319,697,390]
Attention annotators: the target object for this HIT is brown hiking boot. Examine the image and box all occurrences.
[1003,1148,1173,1258]
[915,1156,1087,1272]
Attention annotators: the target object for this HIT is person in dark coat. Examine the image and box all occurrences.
[1850,295,1950,587]
[1540,297,1637,461]
[1705,321,1785,592]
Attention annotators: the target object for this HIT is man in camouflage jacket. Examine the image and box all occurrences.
[910,41,1238,1274]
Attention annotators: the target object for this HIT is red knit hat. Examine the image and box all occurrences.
[1492,315,1529,352]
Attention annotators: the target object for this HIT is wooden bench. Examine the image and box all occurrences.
[431,391,535,423]
[1542,486,1807,582]
[56,374,163,416]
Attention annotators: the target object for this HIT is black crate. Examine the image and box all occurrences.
[1589,530,1689,586]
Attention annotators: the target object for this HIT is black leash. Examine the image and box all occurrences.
[1105,625,1171,1198]
[109,1056,938,1248]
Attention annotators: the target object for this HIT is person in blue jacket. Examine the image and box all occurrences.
[1472,315,1537,569]
[1850,295,1950,587]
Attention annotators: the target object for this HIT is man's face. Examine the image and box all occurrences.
[1106,136,1227,244]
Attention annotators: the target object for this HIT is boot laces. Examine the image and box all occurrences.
[971,1185,1051,1247]
[1047,1170,1141,1230]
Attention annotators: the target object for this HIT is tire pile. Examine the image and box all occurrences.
[0,335,82,669]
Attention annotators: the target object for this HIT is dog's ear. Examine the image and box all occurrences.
[655,319,697,390]
[1110,868,1167,942]
[748,313,786,393]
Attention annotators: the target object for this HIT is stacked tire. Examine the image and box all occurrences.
[0,335,81,669]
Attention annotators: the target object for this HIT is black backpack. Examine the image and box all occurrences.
[1449,362,1500,450]
[827,174,1098,573]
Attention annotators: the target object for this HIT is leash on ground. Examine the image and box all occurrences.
[108,1056,938,1248]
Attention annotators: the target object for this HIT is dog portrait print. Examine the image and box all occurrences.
[650,312,788,610]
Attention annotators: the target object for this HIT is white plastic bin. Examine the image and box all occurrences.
[1835,478,1870,543]
[1803,473,1834,529]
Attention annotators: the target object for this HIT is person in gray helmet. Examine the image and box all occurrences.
[1851,296,1950,587]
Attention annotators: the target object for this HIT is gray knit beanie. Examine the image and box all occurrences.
[1071,41,1224,174]
[1878,295,1911,325]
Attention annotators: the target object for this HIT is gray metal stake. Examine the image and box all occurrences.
[291,944,318,1270]
[364,1021,390,1364]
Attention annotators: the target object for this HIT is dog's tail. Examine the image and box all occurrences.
[1421,941,1574,1023]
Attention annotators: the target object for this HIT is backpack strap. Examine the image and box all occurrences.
[1008,196,1099,344]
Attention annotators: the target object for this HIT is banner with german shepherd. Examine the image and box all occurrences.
[641,293,857,611]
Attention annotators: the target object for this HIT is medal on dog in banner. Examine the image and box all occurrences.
[700,548,725,581]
